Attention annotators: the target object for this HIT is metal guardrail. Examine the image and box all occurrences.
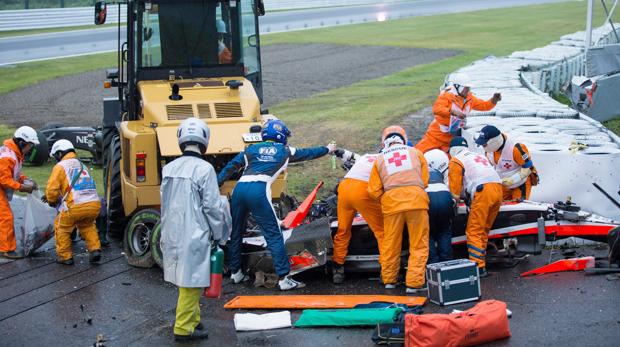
[0,0,401,31]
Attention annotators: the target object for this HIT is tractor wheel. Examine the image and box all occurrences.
[150,221,163,268]
[105,135,125,237]
[102,127,118,187]
[124,209,159,268]
[27,130,49,166]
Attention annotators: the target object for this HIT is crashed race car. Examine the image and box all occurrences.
[240,181,619,276]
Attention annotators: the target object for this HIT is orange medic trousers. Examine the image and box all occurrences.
[0,190,16,252]
[54,201,101,261]
[381,209,429,288]
[466,183,503,268]
[414,135,450,154]
[503,178,532,201]
[332,178,384,265]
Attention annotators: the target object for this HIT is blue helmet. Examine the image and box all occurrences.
[261,120,291,144]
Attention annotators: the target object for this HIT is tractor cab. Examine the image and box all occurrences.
[94,1,286,268]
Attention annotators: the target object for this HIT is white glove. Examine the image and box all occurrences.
[326,142,337,154]
[501,177,514,187]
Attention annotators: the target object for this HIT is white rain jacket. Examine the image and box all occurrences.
[160,154,231,288]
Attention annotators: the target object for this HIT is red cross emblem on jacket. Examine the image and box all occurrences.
[503,162,512,169]
[473,155,489,166]
[388,152,407,167]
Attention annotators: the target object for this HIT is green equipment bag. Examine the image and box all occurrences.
[294,308,402,328]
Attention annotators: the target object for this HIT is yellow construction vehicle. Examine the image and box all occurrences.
[95,0,291,267]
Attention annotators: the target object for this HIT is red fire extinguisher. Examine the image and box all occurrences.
[204,245,224,298]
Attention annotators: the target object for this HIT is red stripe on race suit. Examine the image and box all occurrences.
[452,223,616,244]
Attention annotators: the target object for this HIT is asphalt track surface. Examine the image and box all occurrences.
[1,238,618,346]
[0,44,459,129]
[0,0,567,65]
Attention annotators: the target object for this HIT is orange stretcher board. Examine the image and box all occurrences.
[224,295,427,309]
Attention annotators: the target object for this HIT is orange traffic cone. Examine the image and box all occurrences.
[520,256,595,277]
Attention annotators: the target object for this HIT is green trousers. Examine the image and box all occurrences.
[174,287,202,335]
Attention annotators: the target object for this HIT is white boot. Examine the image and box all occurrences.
[230,269,248,284]
[278,275,305,291]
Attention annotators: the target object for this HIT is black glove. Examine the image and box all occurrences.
[41,195,48,204]
[334,149,345,158]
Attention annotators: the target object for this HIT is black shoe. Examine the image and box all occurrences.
[1,251,24,259]
[57,258,75,265]
[89,250,102,263]
[479,267,488,278]
[332,264,345,284]
[174,328,209,341]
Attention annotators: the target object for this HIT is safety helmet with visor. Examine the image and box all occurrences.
[424,149,449,174]
[13,126,40,157]
[381,125,408,148]
[50,139,75,162]
[450,72,474,96]
[177,117,211,154]
[261,119,291,145]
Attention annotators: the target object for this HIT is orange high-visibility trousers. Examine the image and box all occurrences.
[466,183,503,268]
[381,209,429,288]
[54,201,101,260]
[503,177,532,201]
[414,135,451,154]
[332,178,384,265]
[0,191,16,252]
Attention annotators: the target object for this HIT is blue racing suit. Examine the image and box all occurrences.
[426,168,455,264]
[217,141,329,277]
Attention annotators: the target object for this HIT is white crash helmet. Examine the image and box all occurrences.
[450,72,474,94]
[424,149,449,174]
[14,126,40,145]
[50,139,75,158]
[216,19,227,34]
[177,117,210,152]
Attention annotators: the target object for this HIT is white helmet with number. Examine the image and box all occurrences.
[50,139,75,158]
[450,72,474,88]
[177,117,210,152]
[424,149,449,174]
[14,126,40,145]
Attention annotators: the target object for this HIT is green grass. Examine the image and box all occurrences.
[603,116,620,137]
[0,52,116,95]
[0,23,121,39]
[0,124,104,196]
[2,0,619,198]
[263,0,620,196]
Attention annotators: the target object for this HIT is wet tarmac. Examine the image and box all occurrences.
[1,238,618,346]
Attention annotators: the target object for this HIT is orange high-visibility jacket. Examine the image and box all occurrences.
[46,152,99,210]
[425,87,496,145]
[0,139,26,195]
[368,145,429,214]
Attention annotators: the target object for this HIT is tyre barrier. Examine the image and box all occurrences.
[572,133,611,141]
[576,139,619,148]
[504,117,543,127]
[512,126,559,135]
[496,111,538,118]
[536,110,579,119]
[464,116,503,127]
[577,147,620,155]
[468,110,496,117]
[546,119,593,129]
[559,127,602,136]
[526,144,569,152]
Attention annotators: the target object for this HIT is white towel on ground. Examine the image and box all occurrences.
[234,311,292,331]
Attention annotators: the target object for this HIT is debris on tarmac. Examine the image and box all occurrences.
[80,304,93,325]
